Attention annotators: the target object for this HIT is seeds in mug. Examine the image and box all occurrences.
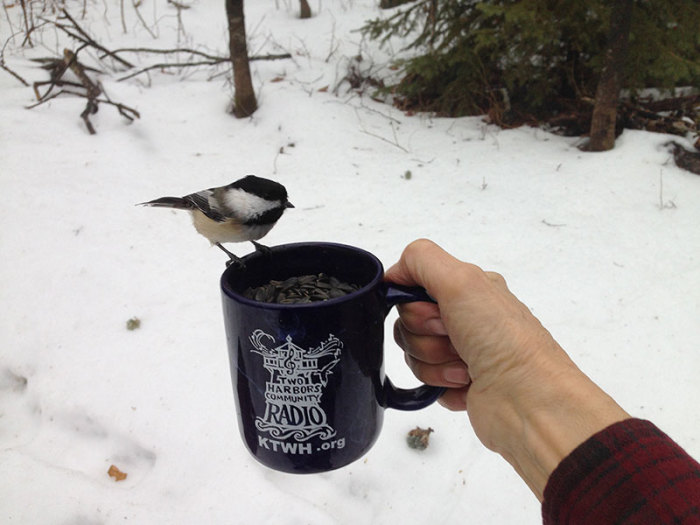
[243,273,360,304]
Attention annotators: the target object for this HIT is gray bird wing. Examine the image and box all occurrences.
[184,189,228,222]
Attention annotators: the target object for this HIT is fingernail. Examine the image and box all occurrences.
[443,364,470,385]
[424,318,448,335]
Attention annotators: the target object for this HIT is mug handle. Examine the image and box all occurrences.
[381,283,447,410]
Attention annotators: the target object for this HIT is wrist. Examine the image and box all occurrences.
[490,362,630,500]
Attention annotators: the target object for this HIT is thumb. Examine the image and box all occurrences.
[384,239,467,302]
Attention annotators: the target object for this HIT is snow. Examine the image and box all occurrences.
[1,1,699,524]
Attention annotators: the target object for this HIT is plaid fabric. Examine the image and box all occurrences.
[543,418,700,524]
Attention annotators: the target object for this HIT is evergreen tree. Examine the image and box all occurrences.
[362,0,699,127]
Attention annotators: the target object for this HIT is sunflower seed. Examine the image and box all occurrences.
[243,273,360,304]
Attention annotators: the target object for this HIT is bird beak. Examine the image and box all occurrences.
[285,201,295,209]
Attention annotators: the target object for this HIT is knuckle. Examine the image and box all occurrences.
[403,238,438,262]
[486,271,507,288]
[406,238,435,252]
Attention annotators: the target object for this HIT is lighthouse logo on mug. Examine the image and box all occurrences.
[249,329,342,442]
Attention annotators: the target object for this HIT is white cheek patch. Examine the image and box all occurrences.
[221,188,280,220]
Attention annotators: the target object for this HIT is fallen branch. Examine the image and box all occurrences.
[27,88,139,119]
[48,9,134,69]
[118,59,225,81]
[64,48,101,99]
[100,96,141,122]
[620,100,697,137]
[27,87,140,133]
[36,7,291,83]
[32,52,76,101]
[1,61,29,86]
[33,77,83,101]
[116,51,291,81]
[639,94,700,114]
[26,88,74,110]
[18,6,291,130]
[109,46,225,61]
[545,95,698,139]
[250,53,292,62]
[30,48,139,134]
[167,0,192,9]
[1,30,31,86]
[80,97,99,134]
[64,48,102,134]
[666,141,700,175]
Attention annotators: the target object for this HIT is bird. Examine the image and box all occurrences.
[139,175,294,265]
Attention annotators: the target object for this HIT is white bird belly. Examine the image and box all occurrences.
[191,210,274,244]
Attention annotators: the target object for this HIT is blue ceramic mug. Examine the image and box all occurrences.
[220,242,445,474]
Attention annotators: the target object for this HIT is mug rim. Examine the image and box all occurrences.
[220,241,384,309]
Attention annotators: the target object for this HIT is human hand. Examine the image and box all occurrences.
[386,239,566,411]
[386,239,629,499]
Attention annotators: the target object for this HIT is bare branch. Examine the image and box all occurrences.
[117,59,225,81]
[120,0,127,34]
[100,85,141,121]
[1,62,30,86]
[116,52,291,81]
[167,0,191,9]
[132,0,158,39]
[354,107,409,152]
[26,88,84,109]
[80,98,98,135]
[64,48,101,98]
[28,46,139,134]
[52,9,134,69]
[19,0,33,47]
[34,78,84,100]
[109,47,226,61]
[250,53,292,62]
[1,32,29,86]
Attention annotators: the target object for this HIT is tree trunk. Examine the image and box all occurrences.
[225,0,257,118]
[299,0,311,19]
[587,0,633,151]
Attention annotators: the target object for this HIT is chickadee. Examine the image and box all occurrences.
[139,175,294,265]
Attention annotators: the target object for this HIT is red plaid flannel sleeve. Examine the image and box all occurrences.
[543,418,700,524]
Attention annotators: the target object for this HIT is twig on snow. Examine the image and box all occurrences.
[354,107,409,152]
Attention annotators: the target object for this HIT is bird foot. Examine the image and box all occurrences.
[215,242,245,269]
[252,241,271,254]
[225,257,245,269]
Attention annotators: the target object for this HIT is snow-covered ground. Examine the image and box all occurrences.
[1,2,699,523]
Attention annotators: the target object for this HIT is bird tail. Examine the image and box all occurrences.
[137,196,193,209]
